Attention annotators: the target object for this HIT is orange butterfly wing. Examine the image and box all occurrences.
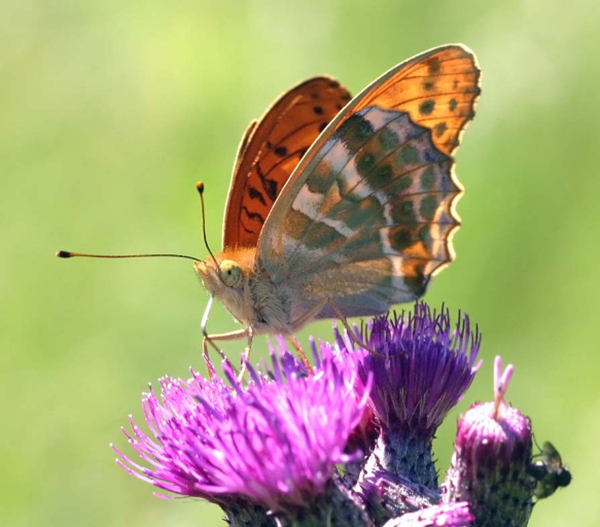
[349,45,480,155]
[258,45,481,318]
[342,45,481,283]
[223,77,352,249]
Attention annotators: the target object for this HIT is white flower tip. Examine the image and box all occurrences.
[493,356,514,419]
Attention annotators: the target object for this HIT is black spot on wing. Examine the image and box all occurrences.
[248,186,267,206]
[255,163,278,201]
[242,205,264,222]
[419,100,435,115]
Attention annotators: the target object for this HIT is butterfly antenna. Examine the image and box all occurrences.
[196,181,220,270]
[56,250,201,262]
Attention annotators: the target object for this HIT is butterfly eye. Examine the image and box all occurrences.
[219,260,242,287]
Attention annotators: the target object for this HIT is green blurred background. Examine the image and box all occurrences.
[2,0,599,525]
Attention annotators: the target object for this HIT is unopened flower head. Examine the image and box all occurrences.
[113,340,371,513]
[444,357,534,527]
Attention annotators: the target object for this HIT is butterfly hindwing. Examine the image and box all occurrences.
[275,106,459,318]
[257,45,480,319]
[223,77,351,248]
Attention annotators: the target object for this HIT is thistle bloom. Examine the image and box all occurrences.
[113,340,372,521]
[348,303,482,434]
[113,303,570,527]
[444,357,534,526]
[359,471,442,524]
[339,304,482,489]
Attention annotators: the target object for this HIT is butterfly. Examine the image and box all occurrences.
[195,44,481,361]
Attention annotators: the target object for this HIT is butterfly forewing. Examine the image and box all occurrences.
[351,45,480,155]
[257,45,480,320]
[223,77,351,248]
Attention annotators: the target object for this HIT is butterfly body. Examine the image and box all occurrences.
[196,249,295,335]
[196,45,481,351]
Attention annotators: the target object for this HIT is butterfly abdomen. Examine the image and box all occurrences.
[247,272,293,334]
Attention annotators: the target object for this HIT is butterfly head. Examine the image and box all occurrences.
[194,248,257,320]
[195,257,242,289]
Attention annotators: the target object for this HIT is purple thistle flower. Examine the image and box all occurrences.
[113,341,372,518]
[338,304,482,489]
[443,356,534,527]
[345,303,482,434]
[108,304,569,526]
[360,470,441,524]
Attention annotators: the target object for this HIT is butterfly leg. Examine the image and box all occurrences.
[289,298,380,356]
[289,298,329,329]
[201,295,228,366]
[288,336,313,375]
[201,295,255,381]
[201,327,251,379]
[325,300,383,358]
[286,299,331,373]
[236,325,254,383]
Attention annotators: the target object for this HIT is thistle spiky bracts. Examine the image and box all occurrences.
[443,357,535,526]
[339,304,481,489]
[113,304,570,527]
